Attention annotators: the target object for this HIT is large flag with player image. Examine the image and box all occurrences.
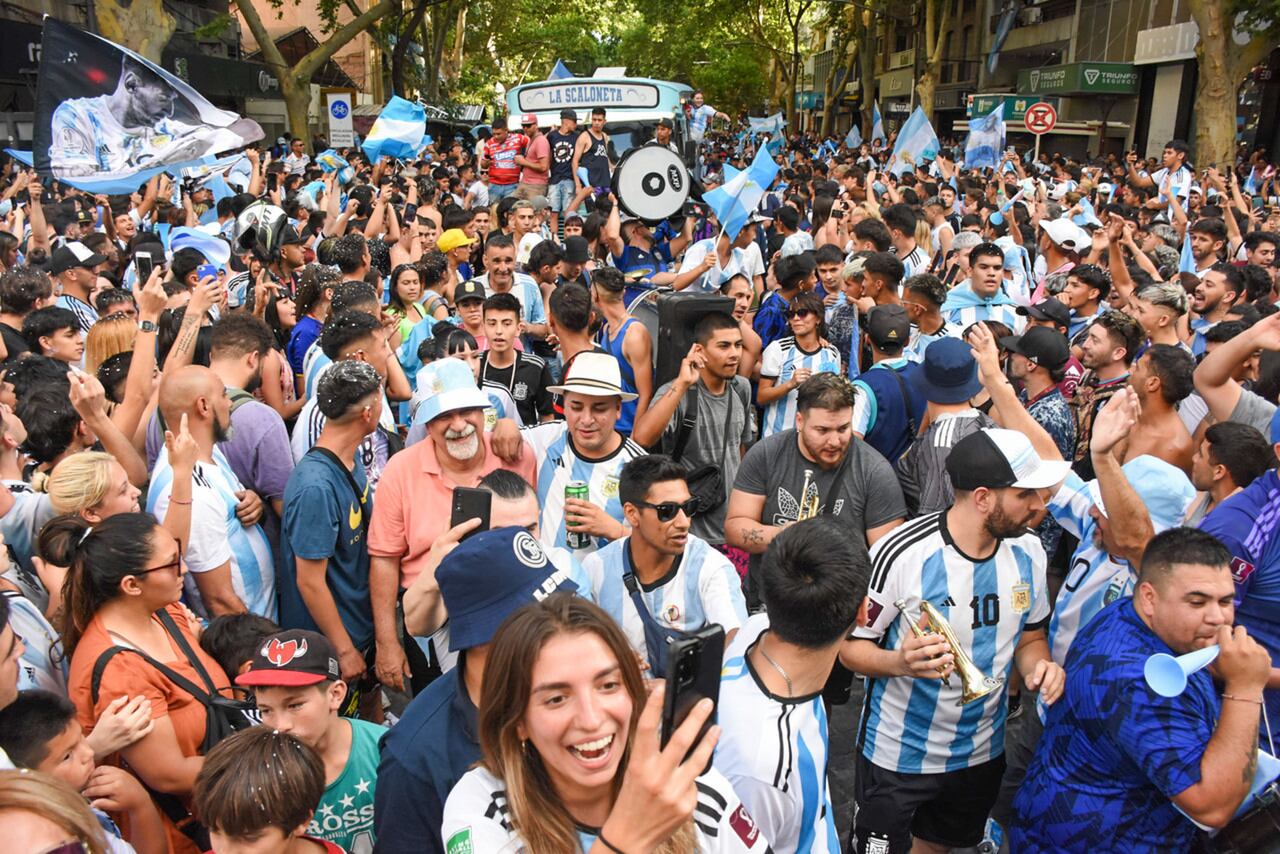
[703,144,780,239]
[33,18,262,195]
[889,106,939,176]
[361,96,427,162]
[963,102,1005,171]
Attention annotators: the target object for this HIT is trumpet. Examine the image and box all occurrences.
[797,469,820,520]
[895,599,1004,706]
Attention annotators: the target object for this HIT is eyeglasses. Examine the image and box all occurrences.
[135,553,182,576]
[36,842,90,854]
[633,498,699,522]
[787,309,816,320]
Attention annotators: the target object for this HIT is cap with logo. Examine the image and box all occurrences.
[438,526,579,650]
[1000,326,1070,371]
[915,337,982,404]
[520,113,539,127]
[1016,298,1071,329]
[454,279,486,303]
[235,630,341,687]
[438,228,478,253]
[866,304,910,350]
[946,428,1072,491]
[415,356,492,424]
[48,241,108,276]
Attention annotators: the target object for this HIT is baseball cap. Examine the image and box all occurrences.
[547,352,639,401]
[530,195,549,212]
[866,304,910,350]
[520,113,539,127]
[947,428,1072,491]
[48,241,107,275]
[76,209,94,225]
[1040,218,1089,252]
[437,228,478,253]
[560,108,578,120]
[438,527,579,651]
[563,235,590,264]
[415,356,492,424]
[1087,455,1195,531]
[1017,298,1071,329]
[235,630,341,687]
[280,225,305,246]
[454,280,486,303]
[914,337,982,404]
[657,117,674,130]
[999,326,1070,371]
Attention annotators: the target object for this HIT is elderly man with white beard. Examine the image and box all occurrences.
[367,357,536,694]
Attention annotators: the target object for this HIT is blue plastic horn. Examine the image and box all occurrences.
[1144,645,1220,698]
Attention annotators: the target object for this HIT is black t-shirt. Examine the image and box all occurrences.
[0,321,29,360]
[547,129,580,184]
[479,351,555,425]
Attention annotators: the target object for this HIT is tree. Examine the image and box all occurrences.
[234,0,397,149]
[1186,0,1278,167]
[818,2,860,137]
[94,0,175,64]
[745,0,818,124]
[915,0,953,123]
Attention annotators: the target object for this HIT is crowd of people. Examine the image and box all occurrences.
[0,91,1277,854]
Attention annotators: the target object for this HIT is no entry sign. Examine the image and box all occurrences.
[1024,102,1057,135]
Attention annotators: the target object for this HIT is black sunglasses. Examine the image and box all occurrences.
[634,498,699,522]
[787,308,817,319]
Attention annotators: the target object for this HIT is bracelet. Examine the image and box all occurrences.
[1223,693,1263,705]
[170,498,193,506]
[596,831,627,854]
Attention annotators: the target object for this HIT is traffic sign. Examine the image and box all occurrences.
[1024,102,1057,135]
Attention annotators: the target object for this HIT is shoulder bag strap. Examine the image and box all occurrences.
[307,446,369,533]
[156,609,223,697]
[670,384,700,463]
[90,640,216,709]
[885,364,919,438]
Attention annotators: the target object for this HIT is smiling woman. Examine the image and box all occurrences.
[440,593,772,854]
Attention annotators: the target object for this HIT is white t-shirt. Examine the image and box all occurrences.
[468,180,490,209]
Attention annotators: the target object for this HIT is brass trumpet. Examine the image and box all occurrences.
[895,599,1004,706]
[797,469,820,520]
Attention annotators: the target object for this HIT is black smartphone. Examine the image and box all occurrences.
[449,486,491,539]
[135,251,153,283]
[660,625,724,768]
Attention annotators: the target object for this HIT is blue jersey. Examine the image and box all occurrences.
[1010,600,1218,853]
[1199,468,1280,744]
[595,318,642,435]
[759,337,841,437]
[521,422,647,562]
[854,513,1049,774]
[716,614,840,854]
[583,534,746,669]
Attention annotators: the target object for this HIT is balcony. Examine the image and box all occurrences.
[989,0,1076,51]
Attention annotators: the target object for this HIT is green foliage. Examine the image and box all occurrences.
[193,12,234,40]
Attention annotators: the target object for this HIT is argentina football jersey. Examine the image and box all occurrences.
[759,336,841,437]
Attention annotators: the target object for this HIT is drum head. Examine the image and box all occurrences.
[612,145,690,223]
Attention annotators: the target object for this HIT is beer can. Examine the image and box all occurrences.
[565,481,591,549]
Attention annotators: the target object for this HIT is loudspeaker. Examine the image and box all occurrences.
[646,291,736,389]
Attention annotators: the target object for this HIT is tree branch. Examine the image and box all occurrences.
[295,0,398,81]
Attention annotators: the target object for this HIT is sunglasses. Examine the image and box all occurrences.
[37,843,90,854]
[787,308,817,320]
[634,498,699,522]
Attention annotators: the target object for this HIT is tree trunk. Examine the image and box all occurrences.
[282,77,312,148]
[820,40,856,139]
[1187,0,1271,168]
[94,0,175,64]
[916,0,953,122]
[857,9,877,140]
[391,0,433,97]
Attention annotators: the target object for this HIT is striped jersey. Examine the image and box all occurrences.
[56,293,98,332]
[942,300,1025,335]
[2,590,66,694]
[441,765,772,852]
[583,534,746,668]
[1044,473,1132,666]
[522,422,647,562]
[904,322,961,363]
[854,512,1049,774]
[716,613,840,854]
[759,336,841,437]
[897,245,930,279]
[148,446,277,620]
[290,359,396,494]
[302,340,330,400]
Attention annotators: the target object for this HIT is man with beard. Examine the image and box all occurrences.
[1184,262,1242,357]
[841,324,1067,854]
[206,313,294,520]
[1070,311,1142,480]
[726,372,906,610]
[368,357,535,693]
[149,364,276,619]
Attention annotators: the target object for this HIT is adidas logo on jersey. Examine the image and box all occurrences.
[940,596,956,608]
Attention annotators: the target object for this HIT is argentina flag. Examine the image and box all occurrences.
[890,106,939,176]
[871,102,886,144]
[845,124,862,149]
[704,144,779,239]
[361,96,427,162]
[964,103,1005,171]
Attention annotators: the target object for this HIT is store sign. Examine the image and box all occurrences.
[967,93,1058,121]
[517,82,659,112]
[1134,22,1199,65]
[1017,62,1138,95]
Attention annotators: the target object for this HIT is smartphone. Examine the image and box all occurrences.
[135,251,153,283]
[660,625,724,768]
[196,263,218,283]
[449,486,491,539]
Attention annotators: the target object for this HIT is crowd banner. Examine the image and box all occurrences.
[361,96,427,163]
[704,144,780,240]
[33,17,263,195]
[964,103,1005,171]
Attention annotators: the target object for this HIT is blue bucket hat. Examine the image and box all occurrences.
[437,527,579,651]
[415,357,492,425]
[914,337,982,404]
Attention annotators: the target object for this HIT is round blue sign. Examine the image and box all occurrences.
[330,101,349,119]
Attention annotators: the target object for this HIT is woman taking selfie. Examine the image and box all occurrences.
[441,593,770,853]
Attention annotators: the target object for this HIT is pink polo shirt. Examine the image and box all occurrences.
[368,432,536,587]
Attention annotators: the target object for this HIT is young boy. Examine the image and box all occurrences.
[195,727,343,854]
[199,612,281,685]
[452,280,487,346]
[22,306,85,364]
[0,689,166,854]
[236,630,385,854]
[480,292,554,425]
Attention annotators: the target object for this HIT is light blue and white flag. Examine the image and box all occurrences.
[889,106,939,176]
[548,59,573,81]
[1072,195,1102,228]
[963,102,1005,171]
[1179,229,1196,277]
[315,149,354,185]
[871,102,886,144]
[704,144,780,239]
[747,112,786,136]
[845,124,862,149]
[361,96,427,162]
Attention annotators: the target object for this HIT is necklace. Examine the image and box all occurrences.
[757,634,793,696]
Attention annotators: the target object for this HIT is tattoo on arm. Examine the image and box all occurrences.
[743,527,764,546]
[174,317,199,358]
[1245,732,1259,785]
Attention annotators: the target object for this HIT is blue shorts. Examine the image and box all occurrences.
[489,183,518,201]
[548,179,577,213]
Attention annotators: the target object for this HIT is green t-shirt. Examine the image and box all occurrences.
[308,717,387,854]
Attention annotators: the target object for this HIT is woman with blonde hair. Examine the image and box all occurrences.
[46,450,141,522]
[0,768,109,854]
[441,593,769,854]
[83,314,136,374]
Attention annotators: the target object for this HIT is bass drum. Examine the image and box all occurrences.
[612,144,691,223]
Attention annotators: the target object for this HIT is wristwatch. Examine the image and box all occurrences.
[138,320,158,333]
